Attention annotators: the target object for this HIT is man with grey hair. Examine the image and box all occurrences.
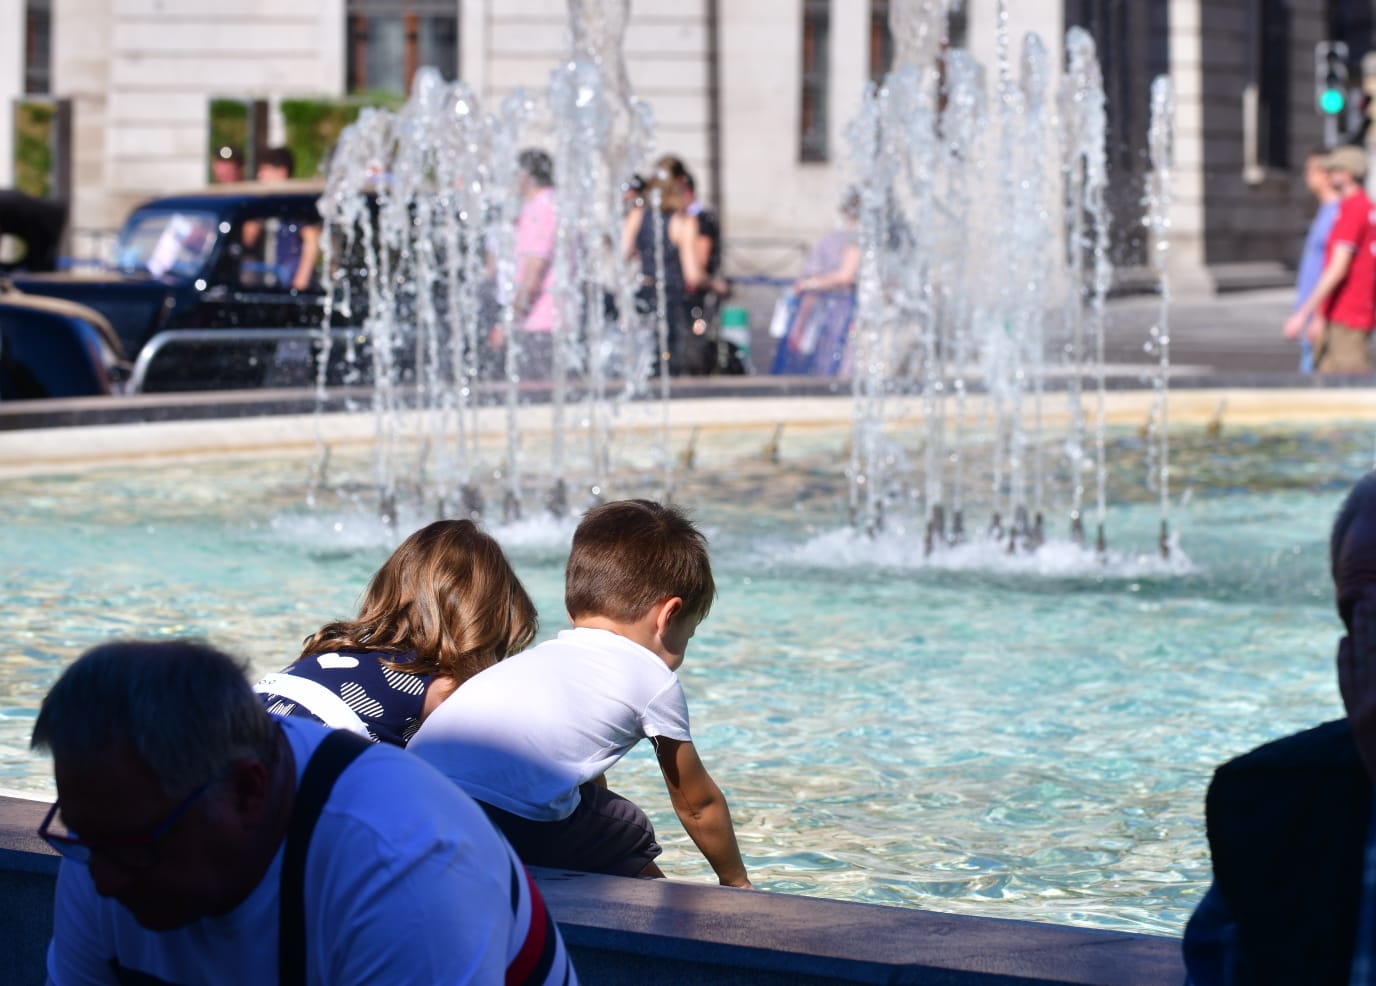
[1183,471,1376,984]
[33,639,576,985]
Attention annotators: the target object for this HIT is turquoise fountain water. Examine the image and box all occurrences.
[1,421,1363,935]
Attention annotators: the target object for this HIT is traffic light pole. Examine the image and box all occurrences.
[1317,40,1350,147]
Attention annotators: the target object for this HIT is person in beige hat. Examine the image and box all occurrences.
[1285,144,1376,374]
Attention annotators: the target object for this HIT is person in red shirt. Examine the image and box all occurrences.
[1285,145,1376,374]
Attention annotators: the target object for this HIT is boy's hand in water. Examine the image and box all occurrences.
[1339,598,1376,781]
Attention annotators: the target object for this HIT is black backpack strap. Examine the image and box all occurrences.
[108,959,177,985]
[278,728,372,986]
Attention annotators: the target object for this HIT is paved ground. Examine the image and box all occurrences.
[1102,287,1298,376]
[729,280,1304,380]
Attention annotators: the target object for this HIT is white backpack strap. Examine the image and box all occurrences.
[255,672,372,739]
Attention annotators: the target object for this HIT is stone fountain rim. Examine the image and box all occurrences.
[0,385,1372,479]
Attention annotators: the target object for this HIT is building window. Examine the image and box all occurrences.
[869,0,968,84]
[346,0,458,96]
[870,0,892,84]
[24,0,51,95]
[1255,0,1290,169]
[800,0,830,162]
[947,8,968,48]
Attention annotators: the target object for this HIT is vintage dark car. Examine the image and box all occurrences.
[1,180,354,398]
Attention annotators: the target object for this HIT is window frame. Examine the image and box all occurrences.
[345,0,459,96]
[800,0,831,163]
[24,0,52,95]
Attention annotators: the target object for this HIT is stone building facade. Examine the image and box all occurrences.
[0,0,1368,288]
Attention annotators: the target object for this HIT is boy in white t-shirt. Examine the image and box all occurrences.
[409,498,752,888]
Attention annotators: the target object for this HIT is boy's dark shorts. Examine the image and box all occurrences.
[479,781,662,877]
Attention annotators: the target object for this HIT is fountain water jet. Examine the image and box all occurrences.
[315,0,670,527]
[1145,75,1175,560]
[310,0,1175,564]
[845,0,1173,560]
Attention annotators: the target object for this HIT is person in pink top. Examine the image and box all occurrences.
[492,149,559,379]
[1285,145,1376,374]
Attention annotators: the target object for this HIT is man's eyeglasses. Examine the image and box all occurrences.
[38,780,214,871]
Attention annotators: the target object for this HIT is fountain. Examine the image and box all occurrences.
[843,0,1170,563]
[306,0,1186,573]
[314,0,665,531]
[305,0,1195,581]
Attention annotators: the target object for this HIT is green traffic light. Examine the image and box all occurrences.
[1321,87,1347,115]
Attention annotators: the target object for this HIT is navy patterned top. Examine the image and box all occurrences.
[255,650,434,747]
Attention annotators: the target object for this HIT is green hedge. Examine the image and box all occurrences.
[14,102,55,198]
[281,91,404,179]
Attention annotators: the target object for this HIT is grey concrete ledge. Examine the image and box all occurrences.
[533,868,1182,985]
[1,794,1181,985]
[1,367,1369,433]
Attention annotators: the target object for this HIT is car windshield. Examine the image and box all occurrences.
[114,209,220,278]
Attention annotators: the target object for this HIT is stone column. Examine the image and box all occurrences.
[1165,0,1210,292]
[0,0,23,189]
[53,0,116,235]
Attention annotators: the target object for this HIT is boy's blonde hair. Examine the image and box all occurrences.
[565,499,715,624]
[300,519,538,685]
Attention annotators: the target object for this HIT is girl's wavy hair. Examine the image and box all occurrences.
[300,520,538,685]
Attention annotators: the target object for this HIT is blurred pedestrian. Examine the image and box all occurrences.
[246,146,320,292]
[490,148,559,380]
[675,161,730,374]
[771,187,861,377]
[1286,148,1340,374]
[622,160,701,376]
[211,145,244,184]
[794,187,862,295]
[1284,145,1375,374]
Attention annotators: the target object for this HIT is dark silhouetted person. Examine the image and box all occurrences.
[1183,469,1376,984]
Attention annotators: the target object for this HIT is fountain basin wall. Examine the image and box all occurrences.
[4,387,1375,477]
[0,792,1181,985]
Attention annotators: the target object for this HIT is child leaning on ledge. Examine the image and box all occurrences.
[408,498,752,888]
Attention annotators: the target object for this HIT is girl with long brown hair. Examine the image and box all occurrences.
[256,519,538,746]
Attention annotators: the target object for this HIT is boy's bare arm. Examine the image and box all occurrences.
[654,736,752,889]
